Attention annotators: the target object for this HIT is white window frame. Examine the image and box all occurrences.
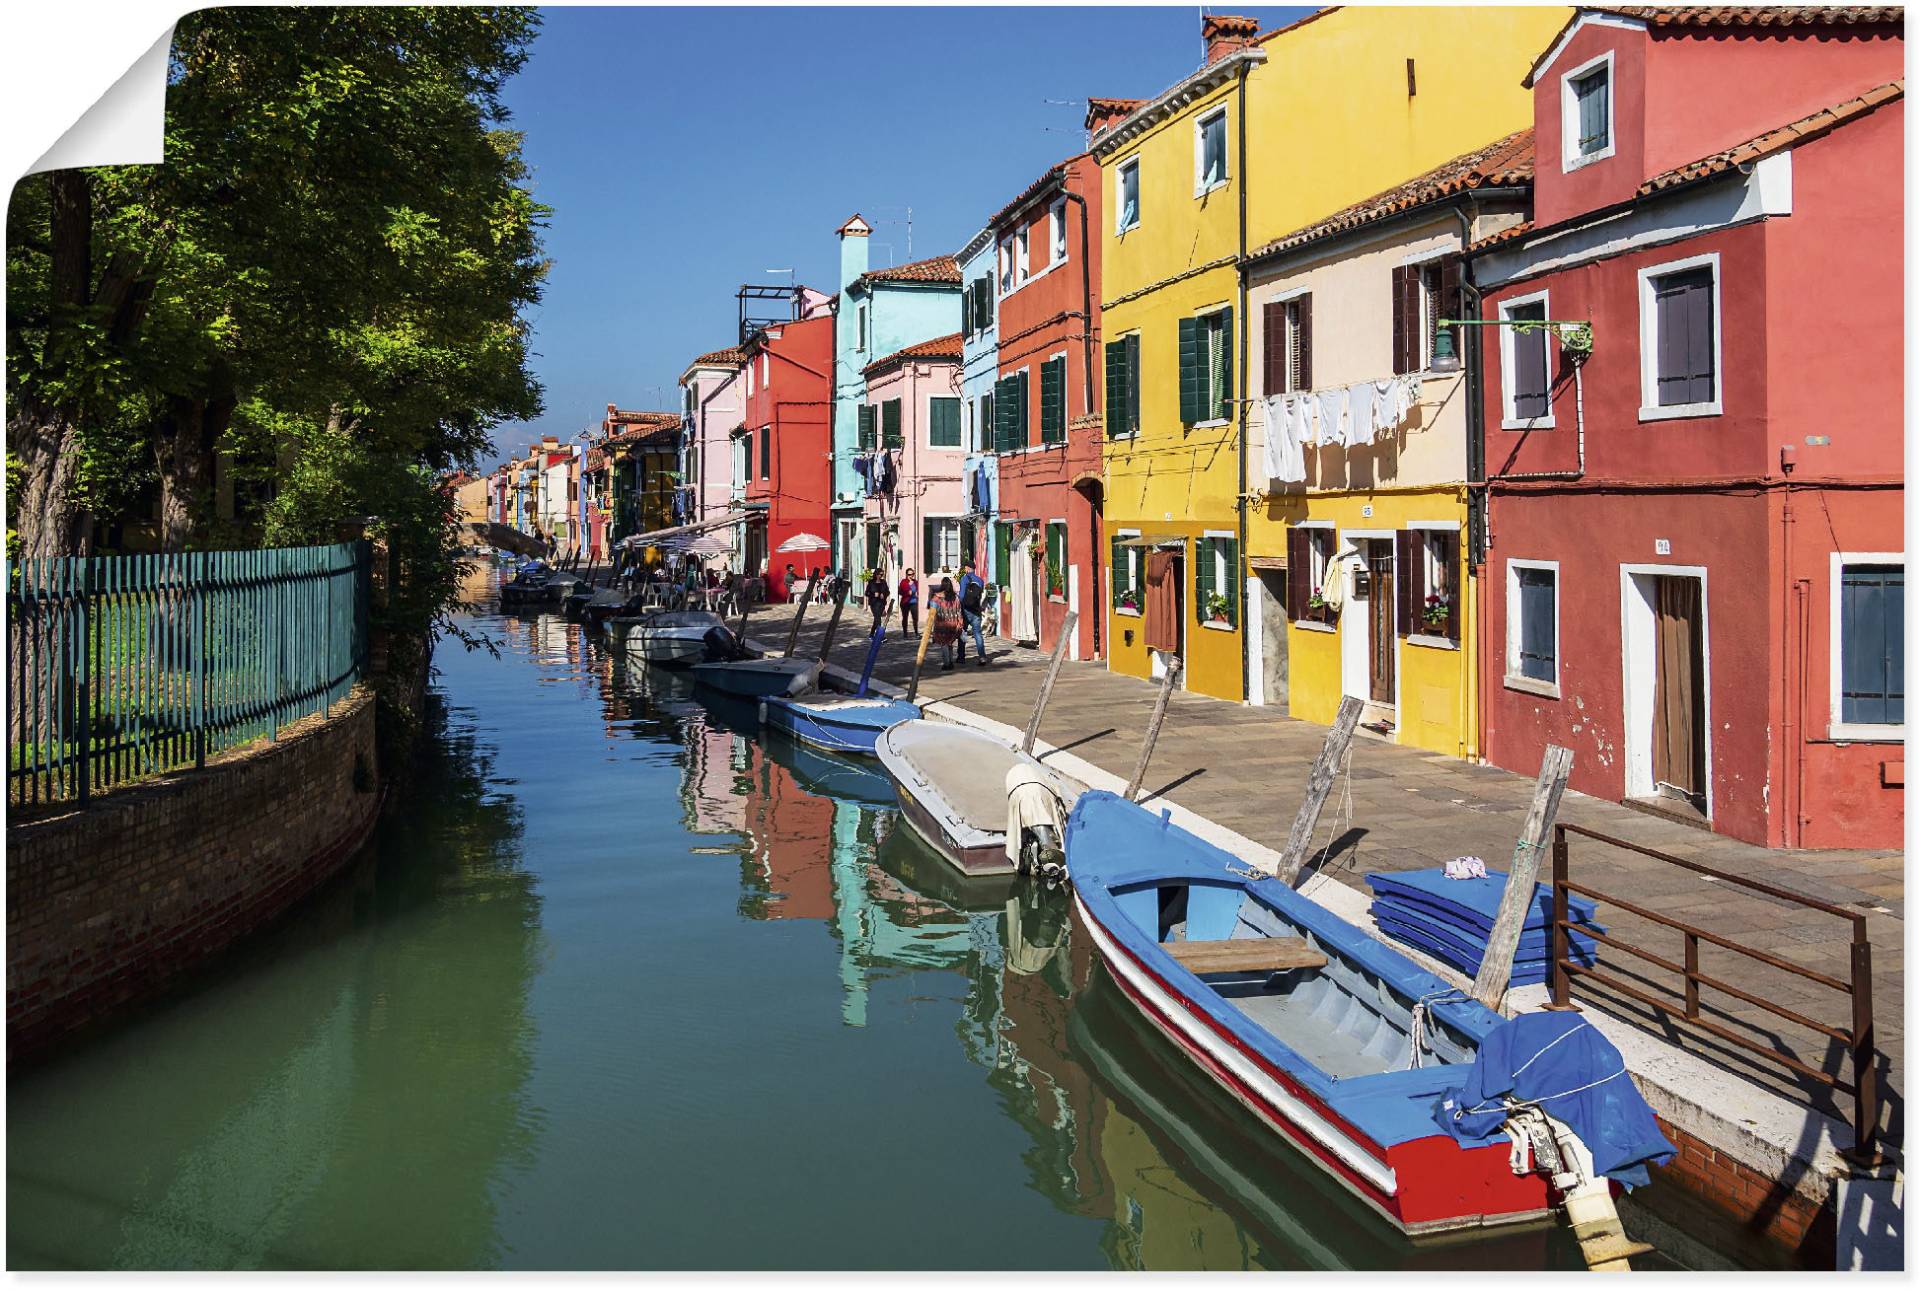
[1829,551,1905,741]
[745,358,756,397]
[1199,529,1235,630]
[1015,228,1030,284]
[855,302,868,353]
[927,515,964,573]
[1114,528,1143,616]
[1505,557,1562,698]
[998,240,1014,295]
[1292,520,1337,633]
[1560,50,1616,172]
[1637,251,1723,422]
[1499,289,1556,430]
[1049,198,1068,266]
[925,393,963,453]
[1116,158,1141,234]
[1193,106,1229,198]
[760,354,770,389]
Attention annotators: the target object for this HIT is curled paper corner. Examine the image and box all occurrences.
[29,25,175,176]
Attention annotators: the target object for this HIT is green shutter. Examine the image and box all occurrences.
[882,398,902,449]
[1125,333,1141,437]
[1041,357,1064,444]
[865,522,880,571]
[994,520,1012,586]
[1110,536,1126,606]
[1195,538,1214,622]
[1178,316,1201,424]
[1104,340,1124,438]
[1218,306,1235,422]
[923,517,935,571]
[930,397,960,447]
[858,404,875,451]
[1222,537,1240,626]
[994,375,1017,452]
[1018,370,1031,444]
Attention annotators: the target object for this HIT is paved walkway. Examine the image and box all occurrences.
[741,601,1904,1154]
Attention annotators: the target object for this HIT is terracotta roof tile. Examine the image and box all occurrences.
[863,331,963,376]
[852,254,961,291]
[1595,5,1903,29]
[688,347,745,369]
[1084,97,1146,130]
[1248,130,1534,262]
[1469,80,1902,254]
[986,155,1087,234]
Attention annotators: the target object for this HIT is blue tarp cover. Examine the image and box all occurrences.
[1434,1012,1676,1188]
[1370,910,1593,987]
[1365,870,1597,932]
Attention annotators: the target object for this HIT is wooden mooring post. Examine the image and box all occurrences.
[1124,655,1182,800]
[1021,612,1078,754]
[781,587,811,658]
[1274,696,1363,884]
[815,592,848,665]
[905,602,938,704]
[1472,743,1575,1008]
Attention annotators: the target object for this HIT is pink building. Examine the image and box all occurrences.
[680,347,746,528]
[855,333,971,585]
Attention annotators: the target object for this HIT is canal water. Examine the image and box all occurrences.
[8,595,1593,1271]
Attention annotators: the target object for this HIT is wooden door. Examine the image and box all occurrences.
[1367,541,1395,703]
[1144,550,1178,655]
[1652,575,1705,803]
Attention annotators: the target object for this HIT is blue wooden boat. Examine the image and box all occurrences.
[1065,789,1556,1238]
[759,693,920,757]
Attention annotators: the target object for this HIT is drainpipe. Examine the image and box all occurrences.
[1060,185,1101,658]
[1234,58,1252,704]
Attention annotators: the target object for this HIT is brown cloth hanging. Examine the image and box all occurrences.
[1144,551,1179,654]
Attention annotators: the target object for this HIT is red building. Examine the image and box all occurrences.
[987,154,1106,660]
[739,310,835,597]
[1470,6,1902,848]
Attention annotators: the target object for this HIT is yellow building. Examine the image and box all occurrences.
[1243,137,1534,759]
[1091,8,1566,705]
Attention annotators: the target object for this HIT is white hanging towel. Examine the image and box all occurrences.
[1370,379,1400,439]
[1316,388,1347,448]
[1344,382,1373,447]
[1291,393,1317,451]
[1398,375,1422,427]
[1262,394,1306,484]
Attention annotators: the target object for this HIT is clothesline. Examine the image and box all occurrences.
[1259,373,1423,484]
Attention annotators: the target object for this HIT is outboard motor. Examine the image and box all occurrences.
[1005,763,1069,885]
[700,625,750,663]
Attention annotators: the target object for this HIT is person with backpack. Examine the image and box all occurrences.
[956,558,988,667]
[931,577,963,670]
[897,568,920,637]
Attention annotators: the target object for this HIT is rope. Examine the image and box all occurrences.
[1297,742,1357,897]
[1406,988,1468,1069]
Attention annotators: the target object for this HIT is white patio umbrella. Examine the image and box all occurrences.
[681,532,734,557]
[776,532,831,554]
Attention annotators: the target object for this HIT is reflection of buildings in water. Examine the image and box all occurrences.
[1095,1103,1265,1271]
[736,749,838,923]
[681,725,749,837]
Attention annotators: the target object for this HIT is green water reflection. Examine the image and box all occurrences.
[9,598,1585,1270]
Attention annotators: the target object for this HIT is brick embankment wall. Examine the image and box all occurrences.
[6,687,384,1062]
[1654,1114,1837,1268]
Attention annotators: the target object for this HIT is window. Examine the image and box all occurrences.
[1285,527,1334,622]
[977,391,993,453]
[745,359,755,397]
[1104,333,1141,438]
[1178,307,1233,425]
[1506,560,1560,692]
[1500,293,1553,426]
[1562,54,1614,168]
[1111,532,1145,613]
[1195,534,1239,627]
[1039,355,1067,445]
[760,354,770,390]
[993,370,1029,452]
[994,520,1013,587]
[1639,255,1720,418]
[1016,229,1030,284]
[1195,108,1228,195]
[974,277,994,332]
[998,239,1015,294]
[758,424,770,480]
[857,404,876,452]
[1261,293,1312,396]
[1834,559,1904,733]
[925,517,963,573]
[1045,521,1068,599]
[855,302,868,352]
[1392,255,1460,376]
[928,396,961,448]
[1117,158,1140,233]
[1399,527,1460,642]
[881,398,903,449]
[1049,198,1068,265]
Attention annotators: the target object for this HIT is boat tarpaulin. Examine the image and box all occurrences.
[1433,1012,1676,1188]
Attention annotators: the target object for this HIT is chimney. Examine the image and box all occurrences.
[1202,13,1260,64]
[1084,97,1143,142]
[836,213,872,292]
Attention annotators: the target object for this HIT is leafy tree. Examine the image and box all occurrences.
[6,5,547,599]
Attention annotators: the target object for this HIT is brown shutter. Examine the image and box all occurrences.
[1286,527,1308,619]
[1262,300,1284,398]
[1390,266,1410,375]
[1394,529,1417,636]
[1442,533,1461,641]
[1297,293,1313,392]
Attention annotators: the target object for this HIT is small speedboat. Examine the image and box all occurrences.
[1065,789,1672,1247]
[760,693,920,757]
[498,562,554,608]
[625,610,728,666]
[689,656,819,699]
[873,719,1083,877]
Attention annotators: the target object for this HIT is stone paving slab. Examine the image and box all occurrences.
[741,604,1905,1154]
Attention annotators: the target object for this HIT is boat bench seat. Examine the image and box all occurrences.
[1164,938,1327,974]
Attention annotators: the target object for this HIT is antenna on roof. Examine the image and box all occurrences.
[869,205,914,259]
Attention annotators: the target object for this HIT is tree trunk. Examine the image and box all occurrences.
[8,405,92,560]
[156,398,212,551]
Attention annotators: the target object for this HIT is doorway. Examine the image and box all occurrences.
[1145,546,1184,682]
[1339,534,1397,724]
[1252,568,1288,707]
[1365,540,1396,704]
[1622,566,1710,819]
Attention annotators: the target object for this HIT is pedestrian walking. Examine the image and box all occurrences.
[897,568,920,636]
[864,568,891,632]
[931,578,963,670]
[957,558,988,667]
[831,567,851,606]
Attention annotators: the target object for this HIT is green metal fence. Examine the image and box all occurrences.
[7,541,371,806]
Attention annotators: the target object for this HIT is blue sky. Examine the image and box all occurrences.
[491,5,1315,461]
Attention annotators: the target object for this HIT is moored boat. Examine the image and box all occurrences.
[1066,788,1550,1238]
[625,610,728,666]
[760,694,920,757]
[873,719,1083,877]
[689,656,819,699]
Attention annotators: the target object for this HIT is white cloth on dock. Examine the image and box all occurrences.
[1005,762,1070,865]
